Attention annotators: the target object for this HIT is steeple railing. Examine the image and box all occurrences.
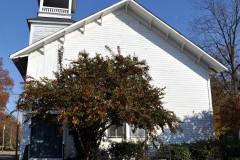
[41,6,69,14]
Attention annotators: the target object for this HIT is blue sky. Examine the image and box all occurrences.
[0,0,194,123]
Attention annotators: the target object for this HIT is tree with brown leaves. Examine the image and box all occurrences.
[0,114,21,149]
[18,47,182,160]
[0,57,14,112]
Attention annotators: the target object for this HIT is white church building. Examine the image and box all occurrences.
[10,0,227,159]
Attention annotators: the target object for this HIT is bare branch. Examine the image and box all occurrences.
[234,63,240,71]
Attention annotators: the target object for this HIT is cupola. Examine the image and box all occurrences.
[27,0,77,44]
[37,0,77,19]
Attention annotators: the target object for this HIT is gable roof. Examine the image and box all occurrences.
[10,0,228,77]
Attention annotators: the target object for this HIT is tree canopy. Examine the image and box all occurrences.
[188,0,240,94]
[19,47,182,160]
[217,92,240,132]
[0,112,21,149]
[188,0,240,137]
[211,78,231,137]
[0,57,14,112]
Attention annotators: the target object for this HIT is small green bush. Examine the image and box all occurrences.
[188,140,222,160]
[171,144,192,160]
[69,135,240,160]
[170,137,240,160]
[109,139,149,160]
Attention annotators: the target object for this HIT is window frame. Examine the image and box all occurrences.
[130,125,147,138]
[108,123,126,138]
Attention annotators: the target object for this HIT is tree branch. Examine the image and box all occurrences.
[234,63,240,72]
[211,6,231,54]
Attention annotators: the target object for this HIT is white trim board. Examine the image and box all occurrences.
[10,0,227,73]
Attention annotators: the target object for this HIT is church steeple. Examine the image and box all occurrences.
[27,0,77,44]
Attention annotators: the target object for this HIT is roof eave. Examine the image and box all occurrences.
[11,0,228,73]
[129,0,228,73]
[10,0,128,60]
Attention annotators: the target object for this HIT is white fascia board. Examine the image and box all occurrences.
[10,0,128,60]
[129,1,228,73]
[28,20,74,25]
[38,12,72,19]
[10,0,228,73]
[10,31,65,59]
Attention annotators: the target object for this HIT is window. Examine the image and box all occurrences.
[107,123,147,138]
[108,123,126,138]
[30,120,62,158]
[43,0,69,9]
[130,126,147,138]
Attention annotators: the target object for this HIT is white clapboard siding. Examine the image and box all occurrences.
[27,38,60,80]
[30,24,68,44]
[22,7,214,159]
[64,7,214,144]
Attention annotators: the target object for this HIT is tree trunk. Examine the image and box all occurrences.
[86,151,90,160]
[237,131,240,142]
[9,137,11,149]
[9,128,12,149]
[232,71,240,141]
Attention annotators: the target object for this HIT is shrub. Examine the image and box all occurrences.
[188,140,222,160]
[170,144,192,160]
[207,137,240,159]
[109,139,149,160]
[171,137,240,160]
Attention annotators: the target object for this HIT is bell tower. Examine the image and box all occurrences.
[28,0,77,44]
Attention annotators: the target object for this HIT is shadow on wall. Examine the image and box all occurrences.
[159,110,215,144]
[114,11,208,80]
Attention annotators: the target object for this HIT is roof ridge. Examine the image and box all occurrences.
[10,0,228,74]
